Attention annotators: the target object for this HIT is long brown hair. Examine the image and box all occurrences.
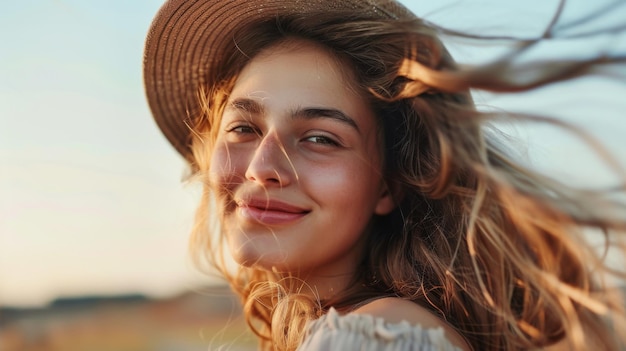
[187,10,626,351]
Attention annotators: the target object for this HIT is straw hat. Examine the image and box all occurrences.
[143,0,415,160]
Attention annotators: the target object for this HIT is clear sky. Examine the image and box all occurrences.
[1,0,625,307]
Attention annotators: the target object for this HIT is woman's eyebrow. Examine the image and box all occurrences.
[227,97,264,115]
[227,98,360,133]
[292,107,360,133]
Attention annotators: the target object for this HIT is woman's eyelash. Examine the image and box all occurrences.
[304,135,340,146]
[226,124,257,134]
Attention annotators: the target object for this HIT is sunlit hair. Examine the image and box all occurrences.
[186,8,626,351]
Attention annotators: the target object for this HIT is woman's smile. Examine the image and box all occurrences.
[236,197,310,225]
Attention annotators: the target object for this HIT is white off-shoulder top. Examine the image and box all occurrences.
[297,307,462,351]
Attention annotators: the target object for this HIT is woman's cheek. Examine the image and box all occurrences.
[208,143,232,188]
[208,142,248,190]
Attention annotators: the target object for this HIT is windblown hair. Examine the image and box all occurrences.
[187,7,626,351]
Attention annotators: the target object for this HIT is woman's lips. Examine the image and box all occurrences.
[237,199,309,225]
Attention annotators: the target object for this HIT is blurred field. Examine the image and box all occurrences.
[3,285,625,351]
[0,286,256,351]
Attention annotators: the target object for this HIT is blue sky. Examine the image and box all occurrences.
[1,0,625,307]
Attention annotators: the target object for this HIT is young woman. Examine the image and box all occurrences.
[143,0,626,350]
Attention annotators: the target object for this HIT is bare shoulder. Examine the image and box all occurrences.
[351,297,472,351]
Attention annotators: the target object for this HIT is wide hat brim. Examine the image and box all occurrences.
[143,0,415,160]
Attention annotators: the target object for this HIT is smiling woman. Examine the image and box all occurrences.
[142,0,626,350]
[209,39,394,283]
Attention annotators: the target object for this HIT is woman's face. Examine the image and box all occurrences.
[209,39,395,281]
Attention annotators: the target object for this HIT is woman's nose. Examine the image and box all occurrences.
[244,133,294,187]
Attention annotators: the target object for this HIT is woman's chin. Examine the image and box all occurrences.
[229,243,290,271]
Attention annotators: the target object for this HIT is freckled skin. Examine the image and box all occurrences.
[208,40,395,288]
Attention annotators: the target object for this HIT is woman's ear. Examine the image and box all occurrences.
[374,181,402,215]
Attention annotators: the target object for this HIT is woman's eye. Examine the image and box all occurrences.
[227,124,257,134]
[304,135,340,146]
[223,123,260,142]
